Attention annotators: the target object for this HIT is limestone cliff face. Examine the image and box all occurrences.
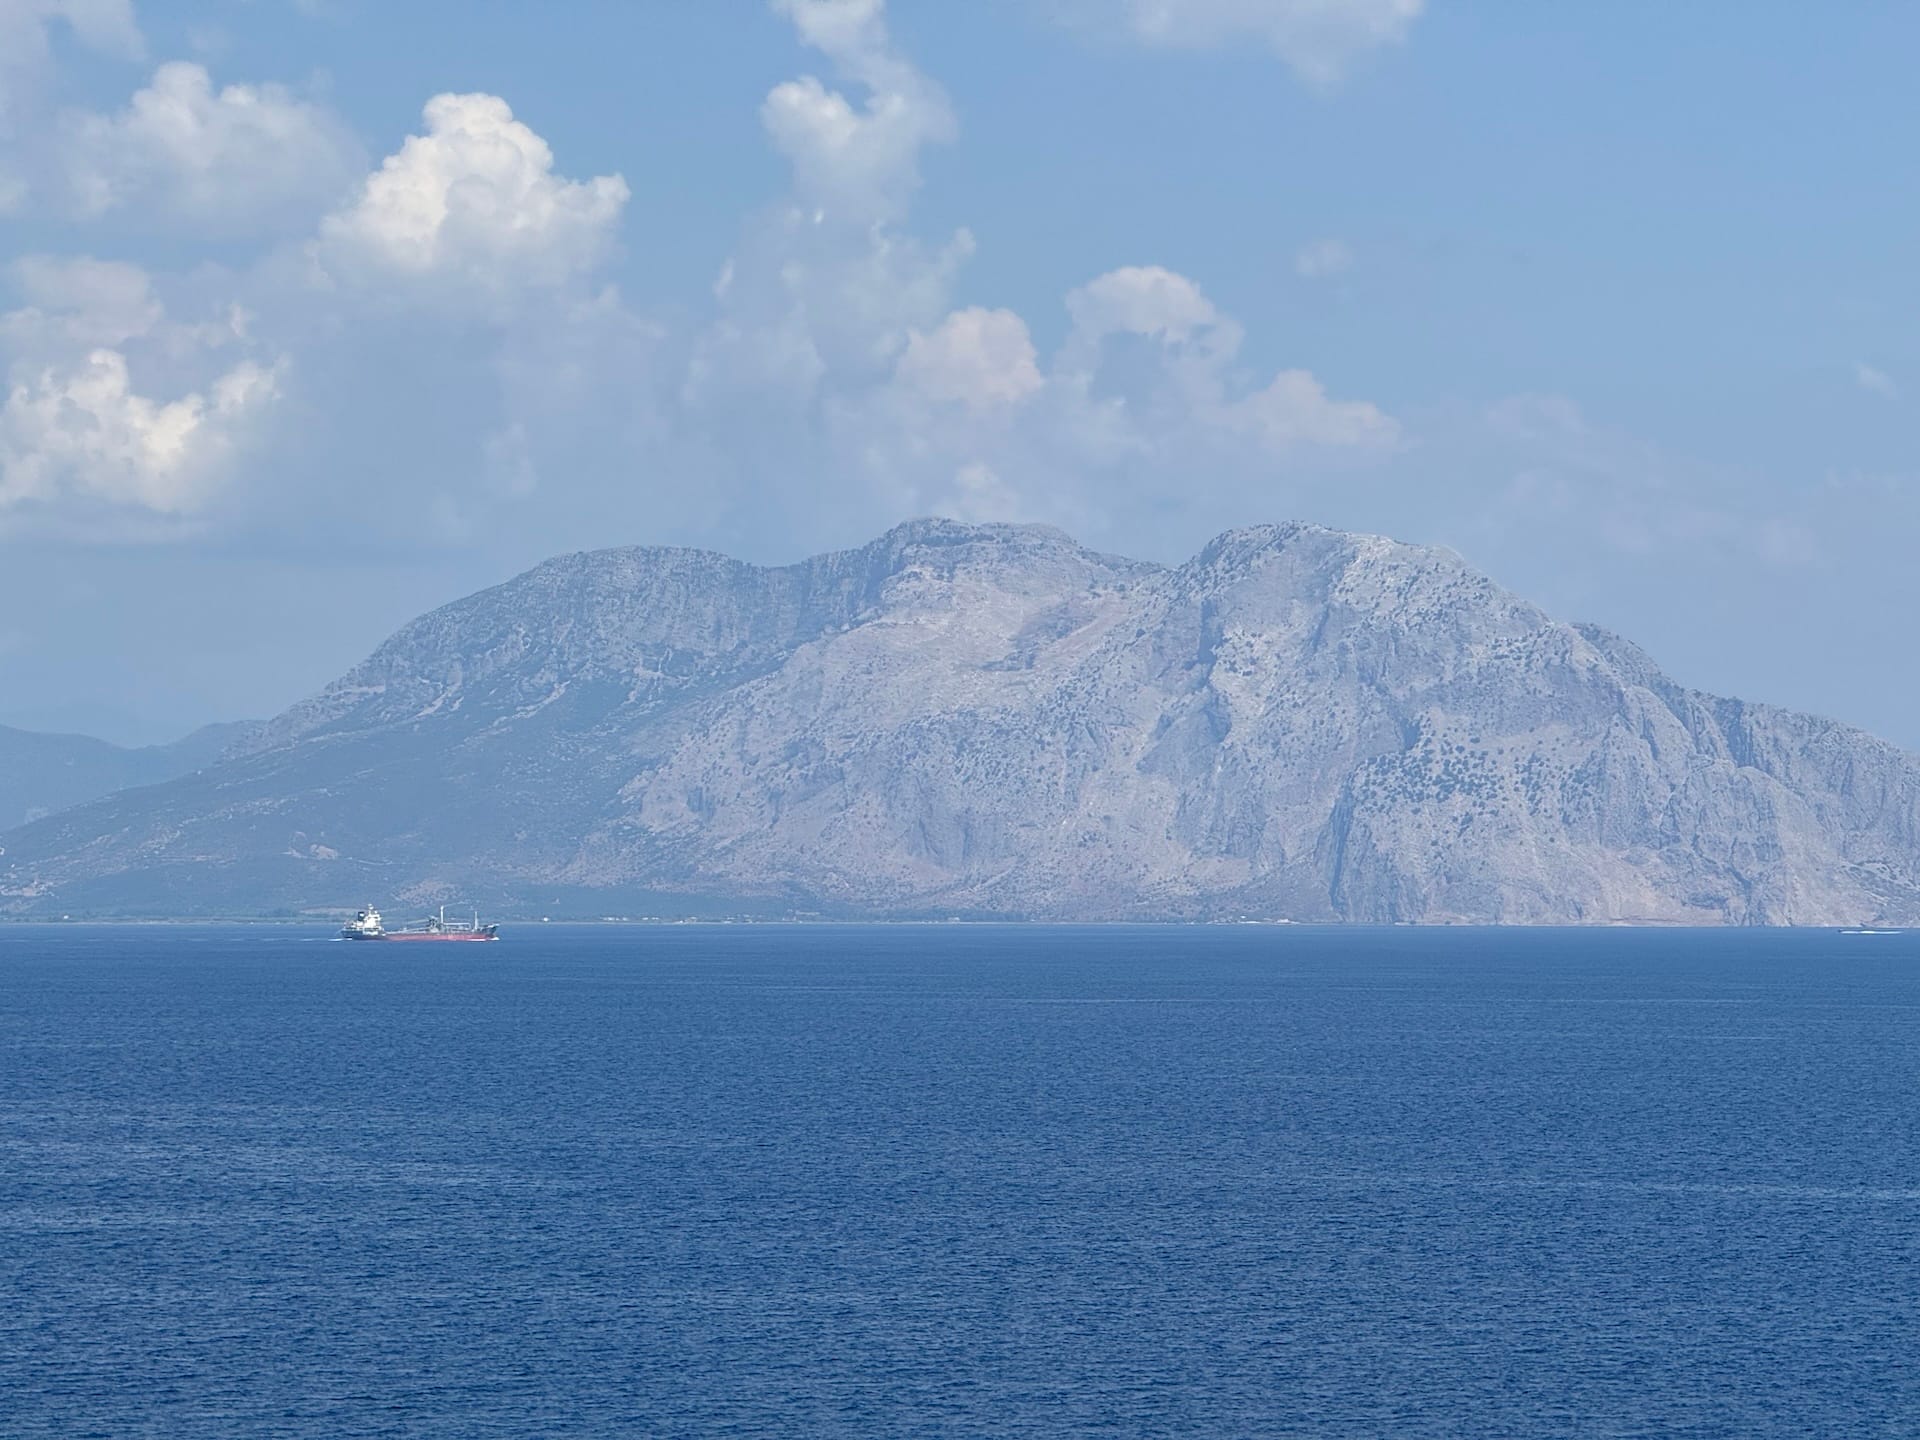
[5,519,1917,922]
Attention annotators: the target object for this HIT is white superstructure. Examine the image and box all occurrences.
[340,905,385,940]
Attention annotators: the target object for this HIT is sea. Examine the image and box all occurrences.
[2,923,1917,1437]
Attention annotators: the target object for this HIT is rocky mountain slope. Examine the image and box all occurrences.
[4,519,1917,923]
[0,721,256,831]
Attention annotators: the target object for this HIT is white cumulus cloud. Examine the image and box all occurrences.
[316,92,629,298]
[763,0,954,223]
[1229,367,1397,452]
[1059,264,1395,457]
[0,347,279,516]
[896,307,1043,410]
[1065,264,1226,346]
[828,259,1398,543]
[0,254,282,525]
[687,2,969,421]
[775,0,887,61]
[59,61,360,233]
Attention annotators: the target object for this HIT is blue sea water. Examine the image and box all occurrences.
[2,924,1917,1437]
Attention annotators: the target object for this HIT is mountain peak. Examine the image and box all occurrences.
[1194,520,1470,576]
[870,516,1081,551]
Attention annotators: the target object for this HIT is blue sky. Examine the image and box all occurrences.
[1,0,1917,747]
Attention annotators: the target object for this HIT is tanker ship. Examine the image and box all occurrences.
[340,905,499,942]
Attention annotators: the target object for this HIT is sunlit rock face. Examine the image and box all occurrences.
[7,518,1919,924]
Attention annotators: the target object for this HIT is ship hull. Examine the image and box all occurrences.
[376,933,498,943]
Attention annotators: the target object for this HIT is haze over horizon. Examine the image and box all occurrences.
[2,1,1916,748]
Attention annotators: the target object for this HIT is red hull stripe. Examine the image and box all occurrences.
[377,934,498,942]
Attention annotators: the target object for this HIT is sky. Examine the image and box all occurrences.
[1,0,1918,748]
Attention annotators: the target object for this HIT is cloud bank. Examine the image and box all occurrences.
[0,0,1402,552]
[60,61,360,233]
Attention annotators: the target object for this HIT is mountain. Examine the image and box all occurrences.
[0,721,258,832]
[4,519,1917,923]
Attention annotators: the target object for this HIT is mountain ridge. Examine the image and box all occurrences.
[4,518,1915,924]
[0,720,260,832]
